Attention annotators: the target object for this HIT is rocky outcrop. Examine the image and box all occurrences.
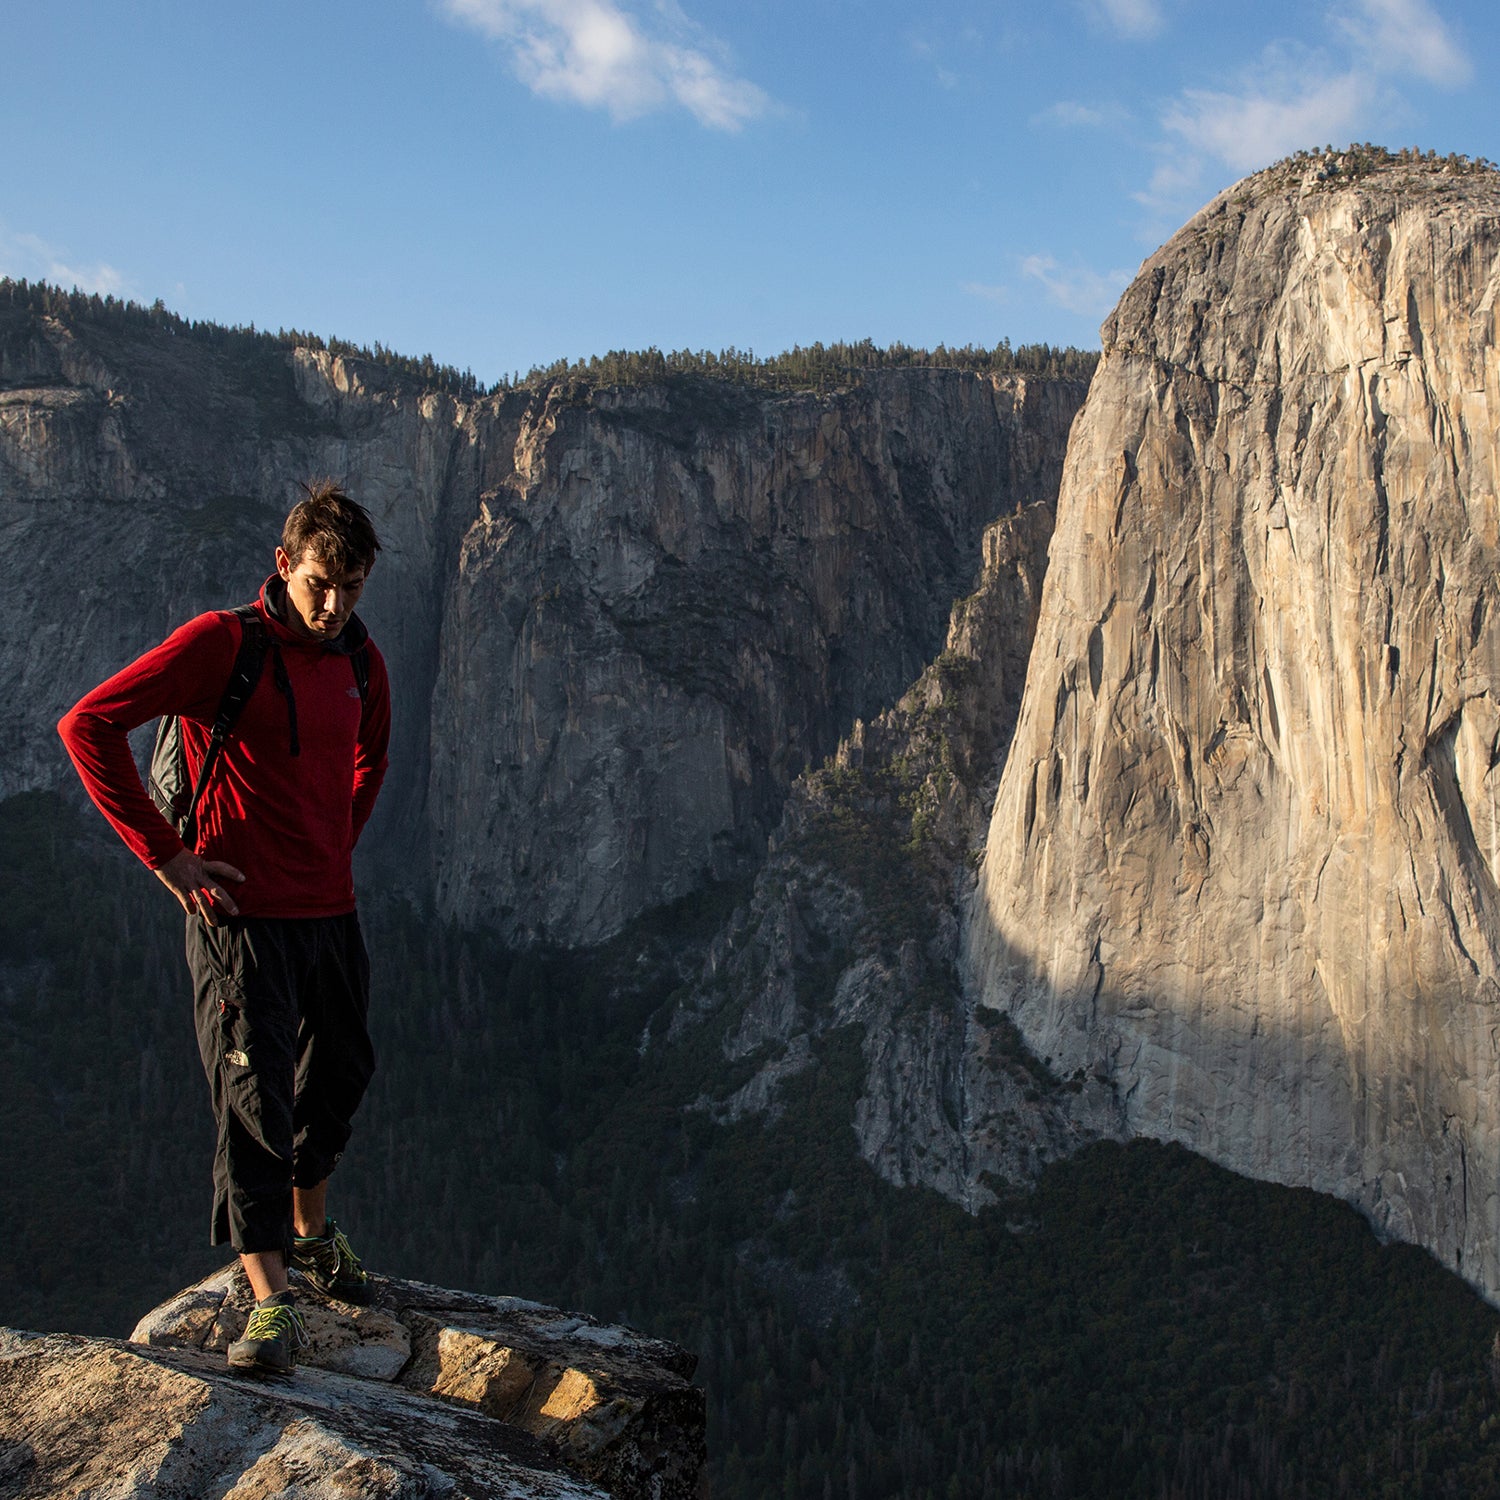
[0,301,1085,945]
[0,1266,703,1500]
[964,149,1500,1298]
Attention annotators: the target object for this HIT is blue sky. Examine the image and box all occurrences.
[2,1,1493,385]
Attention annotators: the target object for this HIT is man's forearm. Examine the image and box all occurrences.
[58,705,184,868]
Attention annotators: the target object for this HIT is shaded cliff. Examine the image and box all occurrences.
[0,299,1086,944]
[0,310,497,881]
[963,148,1500,1299]
[9,791,1500,1499]
[662,495,1121,1207]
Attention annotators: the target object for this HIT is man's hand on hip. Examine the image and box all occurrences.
[155,849,246,924]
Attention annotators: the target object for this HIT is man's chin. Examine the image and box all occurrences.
[289,618,346,641]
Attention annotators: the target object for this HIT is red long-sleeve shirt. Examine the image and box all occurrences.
[58,578,390,919]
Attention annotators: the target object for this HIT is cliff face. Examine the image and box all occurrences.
[0,316,495,883]
[430,371,1083,943]
[0,305,1085,945]
[963,153,1500,1297]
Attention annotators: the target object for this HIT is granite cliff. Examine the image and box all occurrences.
[964,149,1500,1298]
[430,368,1083,943]
[0,303,1085,945]
[11,151,1500,1489]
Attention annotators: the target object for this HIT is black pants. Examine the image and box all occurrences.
[187,912,374,1256]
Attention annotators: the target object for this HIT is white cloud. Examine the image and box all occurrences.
[907,31,961,90]
[1152,0,1469,189]
[1020,256,1132,318]
[1162,66,1369,174]
[1336,0,1471,88]
[441,0,770,130]
[1133,152,1206,213]
[1090,0,1163,39]
[0,226,127,296]
[1137,0,1474,225]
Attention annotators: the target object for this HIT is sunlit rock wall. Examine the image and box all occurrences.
[964,152,1500,1297]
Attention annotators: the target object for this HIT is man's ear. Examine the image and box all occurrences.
[275,545,293,581]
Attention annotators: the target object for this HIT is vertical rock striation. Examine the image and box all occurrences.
[964,150,1500,1297]
[0,315,498,882]
[431,371,1084,943]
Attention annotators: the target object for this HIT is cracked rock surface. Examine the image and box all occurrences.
[1,1267,703,1500]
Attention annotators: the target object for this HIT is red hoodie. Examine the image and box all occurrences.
[58,577,391,919]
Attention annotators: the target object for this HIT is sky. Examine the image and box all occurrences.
[2,0,1494,386]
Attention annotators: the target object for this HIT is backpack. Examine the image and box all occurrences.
[149,603,369,848]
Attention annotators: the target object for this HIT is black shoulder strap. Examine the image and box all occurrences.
[212,604,270,737]
[180,605,271,846]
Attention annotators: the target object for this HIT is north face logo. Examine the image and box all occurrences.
[347,687,362,698]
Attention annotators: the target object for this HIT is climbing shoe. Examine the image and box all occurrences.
[290,1219,372,1304]
[227,1291,307,1376]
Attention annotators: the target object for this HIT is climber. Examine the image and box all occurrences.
[58,480,392,1376]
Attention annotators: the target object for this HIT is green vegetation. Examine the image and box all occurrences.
[1270,144,1500,186]
[520,338,1098,395]
[790,642,1000,956]
[0,792,224,1325]
[0,277,490,402]
[0,277,1096,402]
[797,760,944,954]
[5,789,1500,1496]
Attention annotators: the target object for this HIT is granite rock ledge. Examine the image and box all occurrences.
[0,1267,705,1500]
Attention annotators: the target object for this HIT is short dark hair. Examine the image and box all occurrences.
[282,480,381,573]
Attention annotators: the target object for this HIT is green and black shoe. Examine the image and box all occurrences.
[291,1219,373,1304]
[227,1291,308,1377]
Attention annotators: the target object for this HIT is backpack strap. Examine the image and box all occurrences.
[180,605,270,847]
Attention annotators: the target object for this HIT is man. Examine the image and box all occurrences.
[58,481,391,1376]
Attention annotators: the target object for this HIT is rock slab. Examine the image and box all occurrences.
[0,1267,704,1500]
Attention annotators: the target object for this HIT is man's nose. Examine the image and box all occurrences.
[324,587,349,614]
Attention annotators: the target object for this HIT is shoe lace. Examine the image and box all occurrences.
[241,1302,309,1349]
[326,1222,366,1279]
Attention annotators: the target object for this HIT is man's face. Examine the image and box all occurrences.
[275,546,370,641]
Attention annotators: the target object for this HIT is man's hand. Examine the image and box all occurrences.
[155,849,246,925]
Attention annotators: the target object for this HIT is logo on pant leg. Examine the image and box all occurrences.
[226,1049,251,1067]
